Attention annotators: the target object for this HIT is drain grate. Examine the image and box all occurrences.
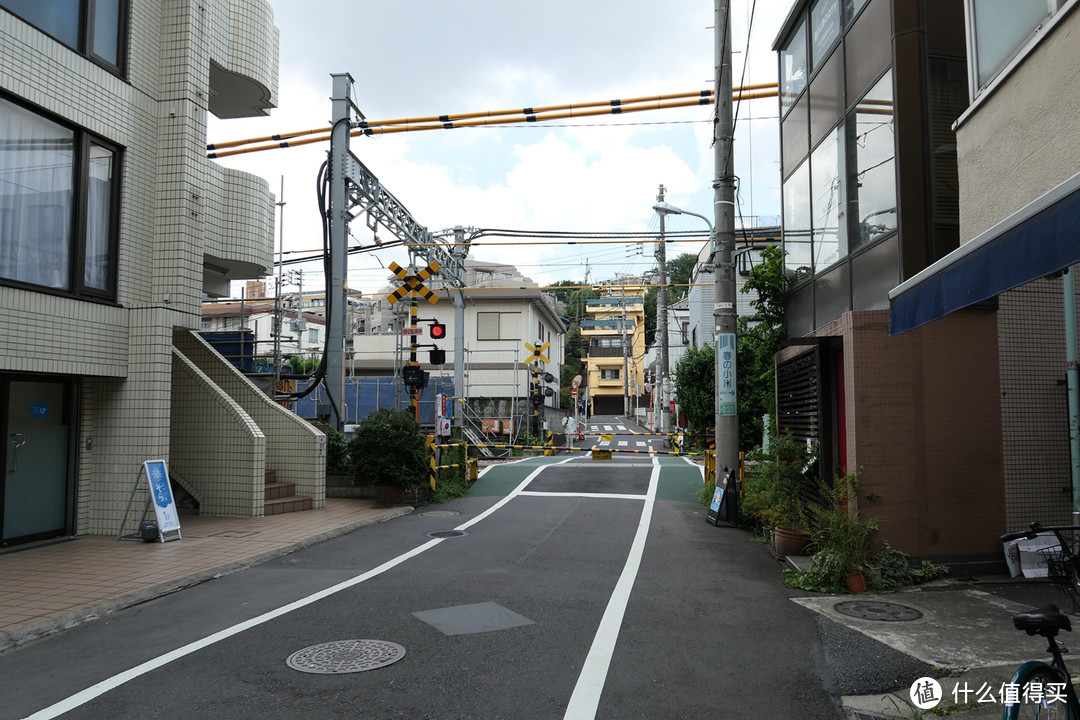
[286,639,406,674]
[833,601,924,622]
[427,530,468,539]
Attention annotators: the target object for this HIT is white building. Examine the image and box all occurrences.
[0,1,324,547]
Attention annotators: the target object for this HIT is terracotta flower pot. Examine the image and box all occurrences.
[844,572,867,593]
[773,527,811,557]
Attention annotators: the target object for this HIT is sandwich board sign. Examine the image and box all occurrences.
[118,460,182,542]
[144,460,181,541]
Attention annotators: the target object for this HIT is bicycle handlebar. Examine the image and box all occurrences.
[1001,521,1080,543]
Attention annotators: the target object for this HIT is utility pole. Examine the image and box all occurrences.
[622,287,629,417]
[713,0,739,473]
[656,184,670,432]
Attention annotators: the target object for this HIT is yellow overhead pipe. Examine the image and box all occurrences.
[206,84,778,158]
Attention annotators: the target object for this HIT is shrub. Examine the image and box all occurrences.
[347,409,428,488]
[741,432,815,531]
[325,426,349,476]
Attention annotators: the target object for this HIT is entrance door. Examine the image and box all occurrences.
[2,377,72,546]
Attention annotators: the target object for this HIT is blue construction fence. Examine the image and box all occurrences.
[293,376,455,425]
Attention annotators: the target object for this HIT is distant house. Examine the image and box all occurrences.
[583,284,646,416]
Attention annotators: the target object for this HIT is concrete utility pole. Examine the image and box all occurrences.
[622,287,630,416]
[327,73,353,430]
[713,0,739,472]
[656,184,670,432]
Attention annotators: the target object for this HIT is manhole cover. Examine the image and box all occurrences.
[427,530,468,539]
[286,639,406,674]
[420,510,461,518]
[833,601,924,622]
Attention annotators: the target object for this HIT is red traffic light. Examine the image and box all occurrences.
[429,322,446,339]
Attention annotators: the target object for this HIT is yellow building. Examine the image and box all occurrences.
[582,287,646,416]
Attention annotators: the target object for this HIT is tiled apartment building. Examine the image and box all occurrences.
[0,1,324,548]
[583,286,646,416]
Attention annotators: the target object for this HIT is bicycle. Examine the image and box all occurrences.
[1003,523,1080,611]
[1000,523,1080,719]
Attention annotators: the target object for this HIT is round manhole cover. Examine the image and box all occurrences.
[427,530,468,539]
[833,601,924,622]
[286,639,406,674]
[420,510,461,518]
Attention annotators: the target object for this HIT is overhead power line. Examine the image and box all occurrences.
[206,84,778,159]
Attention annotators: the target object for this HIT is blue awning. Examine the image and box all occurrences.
[889,171,1080,335]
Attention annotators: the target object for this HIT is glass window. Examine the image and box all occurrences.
[84,143,114,291]
[811,125,846,272]
[476,311,519,340]
[809,50,844,147]
[0,97,120,299]
[600,368,620,381]
[0,0,125,70]
[782,93,810,175]
[970,0,1049,89]
[780,18,808,116]
[844,0,871,25]
[846,71,896,251]
[783,160,812,281]
[810,0,841,70]
[844,0,891,103]
[91,0,122,66]
[0,97,75,290]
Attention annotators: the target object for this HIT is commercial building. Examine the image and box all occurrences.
[772,0,1004,564]
[889,1,1080,531]
[0,1,324,548]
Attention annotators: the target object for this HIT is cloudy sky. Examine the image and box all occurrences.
[207,0,787,296]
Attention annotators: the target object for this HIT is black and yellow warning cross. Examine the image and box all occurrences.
[386,260,441,305]
[525,340,550,364]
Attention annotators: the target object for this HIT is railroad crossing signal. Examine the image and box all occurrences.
[525,340,550,364]
[386,261,441,305]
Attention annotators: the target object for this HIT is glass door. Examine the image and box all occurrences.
[2,377,73,546]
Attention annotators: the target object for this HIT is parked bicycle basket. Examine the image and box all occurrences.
[1036,531,1080,608]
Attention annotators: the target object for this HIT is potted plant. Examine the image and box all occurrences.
[809,469,878,592]
[743,432,815,556]
[347,408,430,507]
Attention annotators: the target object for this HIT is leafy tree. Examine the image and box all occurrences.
[643,285,657,347]
[673,343,715,434]
[736,245,788,450]
[666,252,698,301]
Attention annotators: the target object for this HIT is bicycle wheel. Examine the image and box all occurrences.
[1004,665,1074,719]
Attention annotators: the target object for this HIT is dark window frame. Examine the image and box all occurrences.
[0,93,122,303]
[0,0,129,76]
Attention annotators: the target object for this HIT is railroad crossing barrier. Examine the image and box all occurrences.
[430,442,682,458]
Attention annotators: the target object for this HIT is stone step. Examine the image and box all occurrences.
[264,495,313,515]
[264,481,295,501]
[264,469,277,485]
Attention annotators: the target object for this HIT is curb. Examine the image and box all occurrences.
[0,506,413,653]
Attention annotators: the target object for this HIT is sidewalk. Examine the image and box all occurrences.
[0,498,411,653]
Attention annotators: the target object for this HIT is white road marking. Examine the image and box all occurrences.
[617,440,628,447]
[636,441,646,448]
[25,457,578,720]
[519,491,646,500]
[563,457,660,720]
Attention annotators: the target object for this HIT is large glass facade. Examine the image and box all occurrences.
[846,71,896,251]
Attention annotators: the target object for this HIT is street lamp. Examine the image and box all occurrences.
[653,199,714,435]
[652,198,736,488]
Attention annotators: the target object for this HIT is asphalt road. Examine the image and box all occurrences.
[1,435,857,720]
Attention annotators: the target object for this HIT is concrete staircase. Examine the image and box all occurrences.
[263,470,313,515]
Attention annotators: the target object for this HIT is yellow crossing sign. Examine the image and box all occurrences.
[525,340,550,364]
[387,260,441,305]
